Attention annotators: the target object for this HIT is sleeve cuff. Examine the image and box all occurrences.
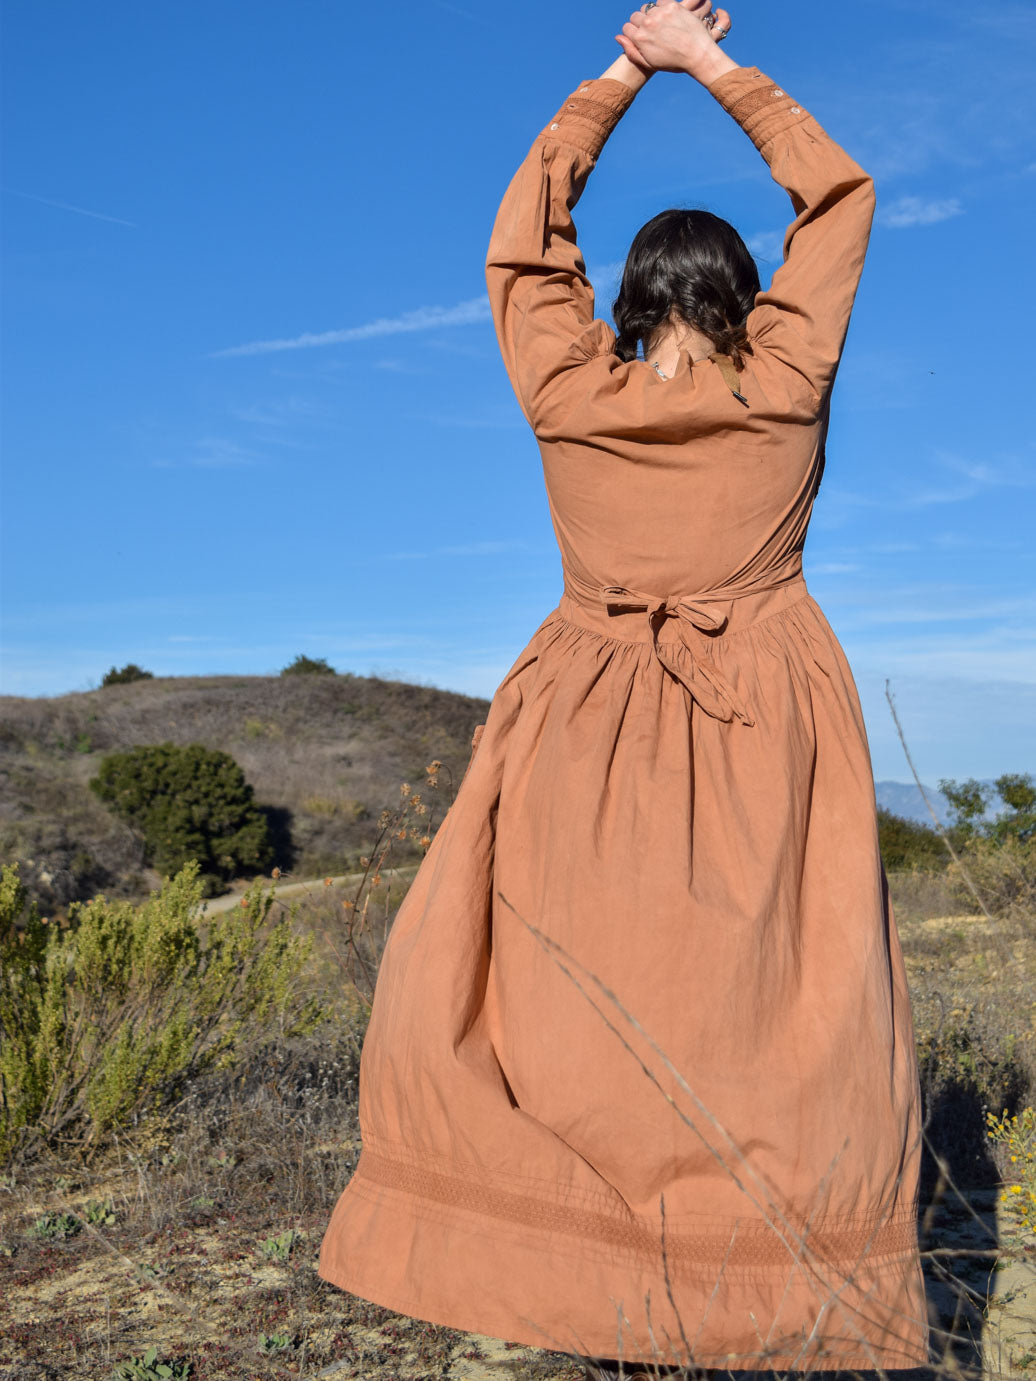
[706,65,811,152]
[536,77,638,160]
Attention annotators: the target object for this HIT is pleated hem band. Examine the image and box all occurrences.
[318,1151,931,1371]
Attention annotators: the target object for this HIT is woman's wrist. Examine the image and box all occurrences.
[683,47,739,86]
[599,51,653,92]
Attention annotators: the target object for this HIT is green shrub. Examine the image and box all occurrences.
[280,654,335,676]
[88,743,273,895]
[948,832,1036,920]
[0,859,324,1165]
[101,663,154,687]
[939,772,1036,845]
[877,807,948,871]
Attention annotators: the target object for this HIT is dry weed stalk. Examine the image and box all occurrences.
[287,760,452,1014]
[497,885,917,1376]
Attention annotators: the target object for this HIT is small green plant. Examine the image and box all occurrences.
[55,732,94,754]
[29,1210,81,1241]
[243,716,282,740]
[257,1332,294,1355]
[258,1228,299,1261]
[987,1106,1036,1239]
[102,663,154,687]
[280,653,335,676]
[111,1346,190,1379]
[82,1198,117,1226]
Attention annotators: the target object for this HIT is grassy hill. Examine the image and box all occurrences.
[0,671,490,914]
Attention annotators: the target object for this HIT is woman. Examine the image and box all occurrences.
[319,3,930,1376]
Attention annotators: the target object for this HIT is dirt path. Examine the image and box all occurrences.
[198,865,422,916]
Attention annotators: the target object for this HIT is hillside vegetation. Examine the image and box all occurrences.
[0,672,490,914]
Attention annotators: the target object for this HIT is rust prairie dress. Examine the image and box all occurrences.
[319,64,930,1371]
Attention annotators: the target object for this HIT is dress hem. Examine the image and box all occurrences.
[317,1257,932,1373]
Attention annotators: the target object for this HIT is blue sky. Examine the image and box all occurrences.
[2,0,1033,784]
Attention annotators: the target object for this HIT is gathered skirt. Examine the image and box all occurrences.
[319,573,930,1370]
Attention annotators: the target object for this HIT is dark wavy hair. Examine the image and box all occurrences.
[611,209,761,371]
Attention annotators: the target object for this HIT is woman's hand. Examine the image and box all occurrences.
[615,0,735,83]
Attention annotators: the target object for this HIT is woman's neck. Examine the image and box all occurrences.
[646,322,716,377]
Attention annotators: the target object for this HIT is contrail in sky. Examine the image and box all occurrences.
[211,295,494,358]
[1,184,137,227]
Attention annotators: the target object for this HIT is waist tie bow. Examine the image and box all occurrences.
[599,584,755,727]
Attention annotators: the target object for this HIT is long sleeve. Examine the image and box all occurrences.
[708,66,876,404]
[484,76,637,432]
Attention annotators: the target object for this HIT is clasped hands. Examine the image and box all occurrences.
[615,0,734,80]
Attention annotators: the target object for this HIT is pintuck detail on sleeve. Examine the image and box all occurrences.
[537,77,638,161]
[706,66,810,153]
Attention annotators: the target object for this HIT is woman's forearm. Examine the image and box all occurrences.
[598,52,653,92]
[684,45,739,88]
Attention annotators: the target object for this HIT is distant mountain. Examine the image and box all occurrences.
[874,779,1007,828]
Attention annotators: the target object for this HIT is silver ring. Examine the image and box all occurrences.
[703,11,717,26]
[642,1,658,9]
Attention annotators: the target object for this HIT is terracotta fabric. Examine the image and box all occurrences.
[319,65,929,1371]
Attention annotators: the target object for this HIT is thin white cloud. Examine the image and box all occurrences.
[373,358,428,374]
[404,407,526,431]
[809,562,861,575]
[228,396,323,427]
[936,449,1036,489]
[878,195,963,229]
[385,540,533,561]
[746,230,784,264]
[150,437,263,469]
[1,183,137,227]
[862,635,1036,685]
[587,258,626,303]
[212,294,493,358]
